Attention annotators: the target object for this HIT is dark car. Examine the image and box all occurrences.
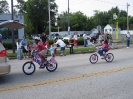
[89,33,100,43]
[50,33,62,40]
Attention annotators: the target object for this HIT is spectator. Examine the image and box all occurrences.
[49,44,57,56]
[44,38,50,54]
[83,32,87,47]
[125,31,130,48]
[41,32,47,44]
[54,37,66,56]
[16,38,22,60]
[27,42,33,58]
[0,34,2,43]
[73,32,78,48]
[68,37,74,55]
[21,36,28,59]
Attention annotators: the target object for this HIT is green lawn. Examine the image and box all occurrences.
[7,47,96,57]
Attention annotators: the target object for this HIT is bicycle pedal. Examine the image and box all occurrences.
[39,66,45,69]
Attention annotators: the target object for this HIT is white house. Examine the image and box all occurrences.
[104,24,121,35]
[104,24,113,34]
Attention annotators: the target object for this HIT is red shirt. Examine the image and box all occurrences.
[102,42,109,51]
[37,41,47,51]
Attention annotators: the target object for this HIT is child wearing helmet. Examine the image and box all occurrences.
[34,37,48,68]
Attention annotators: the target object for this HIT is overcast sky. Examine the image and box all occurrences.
[8,0,133,17]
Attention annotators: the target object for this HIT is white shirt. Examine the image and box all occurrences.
[55,39,66,47]
[16,42,21,50]
[83,34,87,39]
[73,35,78,40]
[126,33,130,37]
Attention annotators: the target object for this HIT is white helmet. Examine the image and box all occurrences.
[34,36,40,40]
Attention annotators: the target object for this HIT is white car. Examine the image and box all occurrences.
[0,20,25,75]
[63,35,72,40]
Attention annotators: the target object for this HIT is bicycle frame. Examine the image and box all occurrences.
[31,51,57,67]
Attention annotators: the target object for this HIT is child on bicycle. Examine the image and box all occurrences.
[34,37,48,68]
[98,39,109,59]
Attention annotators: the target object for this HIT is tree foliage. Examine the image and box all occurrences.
[0,0,9,13]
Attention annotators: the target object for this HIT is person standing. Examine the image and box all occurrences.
[83,32,87,47]
[73,32,78,48]
[54,38,66,56]
[68,37,74,55]
[0,34,2,43]
[21,36,28,59]
[126,32,130,48]
[16,39,22,60]
[41,32,47,44]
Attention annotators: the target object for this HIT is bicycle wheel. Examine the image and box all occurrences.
[89,54,98,64]
[46,61,58,72]
[22,61,36,75]
[105,53,114,62]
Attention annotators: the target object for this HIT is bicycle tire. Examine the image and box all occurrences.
[46,61,58,72]
[89,54,98,64]
[105,53,114,62]
[22,61,36,75]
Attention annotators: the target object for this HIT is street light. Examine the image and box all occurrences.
[113,13,118,39]
[11,0,15,53]
[68,0,70,35]
[48,0,51,39]
[127,3,130,32]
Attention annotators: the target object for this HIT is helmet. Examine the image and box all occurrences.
[34,37,40,40]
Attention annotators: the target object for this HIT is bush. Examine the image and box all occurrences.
[77,38,84,45]
[3,42,16,49]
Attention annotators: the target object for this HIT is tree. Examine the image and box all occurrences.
[70,11,88,31]
[24,13,34,35]
[24,0,57,34]
[0,0,10,13]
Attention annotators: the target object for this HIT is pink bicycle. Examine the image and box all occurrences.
[89,47,114,64]
[22,51,58,75]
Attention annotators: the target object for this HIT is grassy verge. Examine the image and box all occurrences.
[7,47,96,57]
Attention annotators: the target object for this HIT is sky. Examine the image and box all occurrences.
[8,0,133,17]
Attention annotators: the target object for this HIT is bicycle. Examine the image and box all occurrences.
[22,51,58,75]
[89,47,114,64]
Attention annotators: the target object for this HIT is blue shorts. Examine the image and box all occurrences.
[60,47,65,51]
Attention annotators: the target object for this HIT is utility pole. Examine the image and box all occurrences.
[68,0,70,35]
[11,0,15,53]
[127,3,130,32]
[48,0,51,39]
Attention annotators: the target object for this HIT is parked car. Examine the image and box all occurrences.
[63,35,72,40]
[50,33,62,40]
[0,20,25,75]
[89,33,100,43]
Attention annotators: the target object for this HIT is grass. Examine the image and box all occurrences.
[7,47,96,57]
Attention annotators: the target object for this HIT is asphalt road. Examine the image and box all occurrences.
[0,47,133,99]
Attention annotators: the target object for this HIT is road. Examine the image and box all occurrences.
[0,47,133,99]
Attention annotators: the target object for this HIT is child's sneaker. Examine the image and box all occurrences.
[100,56,104,59]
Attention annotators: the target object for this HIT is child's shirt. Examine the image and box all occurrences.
[36,41,47,51]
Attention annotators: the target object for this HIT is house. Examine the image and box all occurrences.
[104,24,121,34]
